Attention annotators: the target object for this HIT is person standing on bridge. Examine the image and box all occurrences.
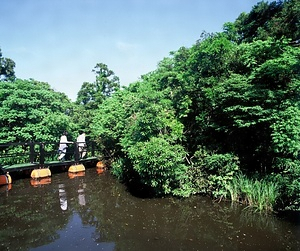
[58,131,73,161]
[77,130,87,159]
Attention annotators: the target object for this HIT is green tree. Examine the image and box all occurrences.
[75,63,120,136]
[76,63,120,110]
[92,81,188,196]
[224,0,300,43]
[0,48,15,81]
[91,89,131,160]
[0,79,76,144]
[211,39,300,171]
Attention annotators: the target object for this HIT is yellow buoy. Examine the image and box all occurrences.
[31,168,51,179]
[96,161,106,175]
[96,161,105,169]
[68,164,85,173]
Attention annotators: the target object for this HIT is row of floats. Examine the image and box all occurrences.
[0,161,106,190]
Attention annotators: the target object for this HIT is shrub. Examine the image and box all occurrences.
[273,157,300,211]
[127,137,188,196]
[190,147,240,198]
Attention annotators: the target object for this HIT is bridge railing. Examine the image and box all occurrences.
[0,141,100,167]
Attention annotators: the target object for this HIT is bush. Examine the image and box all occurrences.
[274,157,300,211]
[190,147,240,198]
[127,137,188,196]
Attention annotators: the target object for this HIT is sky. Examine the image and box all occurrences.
[0,0,262,101]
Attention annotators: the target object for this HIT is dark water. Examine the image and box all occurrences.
[0,168,299,251]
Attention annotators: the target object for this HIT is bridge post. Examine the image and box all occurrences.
[74,142,80,163]
[91,141,95,157]
[29,142,35,163]
[39,143,45,168]
[30,142,51,179]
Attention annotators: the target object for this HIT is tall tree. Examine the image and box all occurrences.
[76,63,120,110]
[92,82,187,196]
[75,63,120,136]
[0,48,16,81]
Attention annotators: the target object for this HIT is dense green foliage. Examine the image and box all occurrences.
[0,79,75,143]
[77,63,120,109]
[0,79,76,164]
[223,0,300,43]
[91,0,300,211]
[76,63,120,135]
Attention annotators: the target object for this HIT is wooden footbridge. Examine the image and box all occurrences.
[0,140,102,186]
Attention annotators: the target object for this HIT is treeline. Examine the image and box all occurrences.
[91,0,300,211]
[0,0,299,211]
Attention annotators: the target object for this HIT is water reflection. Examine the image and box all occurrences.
[0,168,299,251]
[78,182,86,206]
[59,184,68,211]
[0,183,12,195]
[68,171,85,179]
[30,177,51,187]
[30,213,115,251]
[59,180,87,211]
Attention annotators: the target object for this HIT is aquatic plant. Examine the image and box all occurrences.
[226,174,279,212]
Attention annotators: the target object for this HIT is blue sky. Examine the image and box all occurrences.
[0,0,262,101]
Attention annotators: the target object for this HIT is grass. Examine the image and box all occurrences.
[226,173,279,212]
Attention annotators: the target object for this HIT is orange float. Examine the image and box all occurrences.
[96,161,106,175]
[68,171,85,179]
[0,173,12,185]
[30,177,52,187]
[96,161,105,169]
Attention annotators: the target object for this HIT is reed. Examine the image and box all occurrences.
[226,174,279,212]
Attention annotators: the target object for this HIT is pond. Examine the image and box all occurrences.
[0,167,299,251]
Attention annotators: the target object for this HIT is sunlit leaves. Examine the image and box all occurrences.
[76,63,120,110]
[0,79,75,144]
[188,33,234,79]
[271,105,300,157]
[229,0,298,42]
[92,81,187,196]
[127,137,187,196]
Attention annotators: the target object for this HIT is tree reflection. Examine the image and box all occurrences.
[0,181,71,250]
[83,171,300,251]
[0,169,299,251]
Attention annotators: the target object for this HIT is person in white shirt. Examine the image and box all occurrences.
[58,131,73,161]
[77,130,87,159]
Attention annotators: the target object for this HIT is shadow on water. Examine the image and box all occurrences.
[0,168,299,251]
